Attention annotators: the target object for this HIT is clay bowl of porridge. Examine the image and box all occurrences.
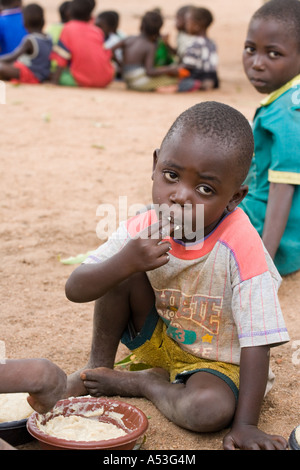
[26,396,148,450]
[0,393,34,446]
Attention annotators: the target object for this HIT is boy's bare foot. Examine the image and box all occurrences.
[80,367,170,398]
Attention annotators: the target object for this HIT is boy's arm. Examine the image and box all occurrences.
[223,346,287,450]
[65,221,172,303]
[262,182,294,259]
[144,43,178,77]
[0,359,67,414]
[0,37,33,63]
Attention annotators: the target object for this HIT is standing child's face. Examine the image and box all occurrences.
[243,17,300,94]
[151,133,247,241]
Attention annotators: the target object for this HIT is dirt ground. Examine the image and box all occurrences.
[1,0,299,451]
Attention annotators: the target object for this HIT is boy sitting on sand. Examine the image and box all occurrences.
[240,0,300,277]
[51,0,114,88]
[65,101,289,450]
[0,3,52,84]
[111,10,178,92]
[178,6,219,91]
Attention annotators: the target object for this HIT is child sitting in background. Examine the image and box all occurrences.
[0,3,52,84]
[95,10,125,49]
[0,358,66,450]
[240,0,300,276]
[94,10,125,78]
[0,0,27,56]
[178,6,219,92]
[51,0,114,88]
[174,4,195,61]
[46,1,71,45]
[111,10,178,92]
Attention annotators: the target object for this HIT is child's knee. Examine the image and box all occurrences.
[181,389,234,432]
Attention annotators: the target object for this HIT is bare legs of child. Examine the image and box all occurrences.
[0,63,20,81]
[66,273,236,433]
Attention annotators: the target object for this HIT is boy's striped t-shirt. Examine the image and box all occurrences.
[84,208,289,366]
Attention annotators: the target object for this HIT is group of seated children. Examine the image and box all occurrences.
[109,5,219,92]
[0,1,219,92]
[0,0,114,88]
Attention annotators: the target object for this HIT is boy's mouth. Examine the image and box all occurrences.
[166,215,182,231]
[249,76,269,91]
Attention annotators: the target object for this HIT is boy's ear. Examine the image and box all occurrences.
[227,184,248,212]
[152,148,160,180]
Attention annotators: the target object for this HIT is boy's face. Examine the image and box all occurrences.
[152,133,247,241]
[243,17,300,94]
[185,12,201,35]
[175,13,186,31]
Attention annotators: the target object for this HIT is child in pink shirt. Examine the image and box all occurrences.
[51,0,114,88]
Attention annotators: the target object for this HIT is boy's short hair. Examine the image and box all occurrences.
[59,1,72,23]
[189,6,213,29]
[96,11,119,31]
[70,0,95,21]
[252,0,300,49]
[161,102,254,185]
[176,5,194,19]
[23,3,44,30]
[140,11,163,37]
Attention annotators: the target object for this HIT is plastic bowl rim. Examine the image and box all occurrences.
[26,397,148,450]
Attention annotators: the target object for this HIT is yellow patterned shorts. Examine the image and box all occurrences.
[121,306,240,400]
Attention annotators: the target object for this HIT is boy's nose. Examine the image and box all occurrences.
[170,186,192,206]
[252,54,265,71]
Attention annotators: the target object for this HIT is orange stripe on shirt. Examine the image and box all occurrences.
[126,208,269,282]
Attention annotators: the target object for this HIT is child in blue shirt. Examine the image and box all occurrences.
[240,0,300,276]
[0,0,27,55]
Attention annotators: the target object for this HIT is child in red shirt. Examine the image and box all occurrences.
[51,0,114,88]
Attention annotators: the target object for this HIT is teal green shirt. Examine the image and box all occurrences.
[240,74,300,276]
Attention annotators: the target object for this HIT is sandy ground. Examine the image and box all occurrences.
[0,0,299,451]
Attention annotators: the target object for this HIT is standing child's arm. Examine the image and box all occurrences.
[223,346,287,450]
[262,182,295,259]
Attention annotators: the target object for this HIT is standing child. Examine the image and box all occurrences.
[0,0,27,56]
[65,101,289,450]
[51,0,114,88]
[111,10,179,92]
[0,3,52,84]
[240,0,300,276]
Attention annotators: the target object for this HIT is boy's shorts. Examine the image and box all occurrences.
[13,62,40,84]
[121,306,239,400]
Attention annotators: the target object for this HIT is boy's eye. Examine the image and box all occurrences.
[244,45,255,54]
[197,185,213,195]
[269,51,280,59]
[163,171,178,182]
